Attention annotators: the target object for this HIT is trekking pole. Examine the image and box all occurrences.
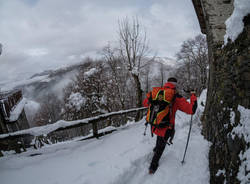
[143,122,148,136]
[181,115,193,164]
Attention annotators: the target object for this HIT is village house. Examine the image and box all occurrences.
[0,90,30,155]
[0,90,29,133]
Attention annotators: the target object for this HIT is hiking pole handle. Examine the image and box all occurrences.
[181,115,193,164]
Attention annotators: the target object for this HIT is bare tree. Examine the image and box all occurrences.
[175,34,208,94]
[143,64,151,93]
[118,17,151,120]
[102,45,128,109]
[159,62,166,87]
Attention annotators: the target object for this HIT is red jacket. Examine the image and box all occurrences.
[143,82,197,137]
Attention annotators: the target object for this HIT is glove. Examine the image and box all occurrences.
[143,98,149,107]
[190,90,197,102]
[190,91,197,114]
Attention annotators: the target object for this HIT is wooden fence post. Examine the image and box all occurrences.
[92,121,98,138]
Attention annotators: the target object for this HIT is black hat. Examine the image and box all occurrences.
[167,77,177,83]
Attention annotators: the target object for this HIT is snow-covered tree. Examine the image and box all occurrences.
[62,62,107,120]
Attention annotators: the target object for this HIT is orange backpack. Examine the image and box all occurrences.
[146,87,176,128]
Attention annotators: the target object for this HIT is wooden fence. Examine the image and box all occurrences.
[0,107,147,156]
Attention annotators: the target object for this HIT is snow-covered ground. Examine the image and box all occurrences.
[0,92,210,184]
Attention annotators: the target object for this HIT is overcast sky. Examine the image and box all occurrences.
[0,0,201,84]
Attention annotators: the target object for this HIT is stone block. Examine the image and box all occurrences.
[244,82,250,89]
[242,72,250,80]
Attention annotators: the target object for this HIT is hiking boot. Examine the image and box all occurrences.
[149,162,158,174]
[149,169,155,174]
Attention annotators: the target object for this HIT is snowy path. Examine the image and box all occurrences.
[0,110,210,184]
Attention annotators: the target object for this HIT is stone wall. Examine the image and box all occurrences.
[200,0,234,44]
[203,15,250,183]
[192,0,250,183]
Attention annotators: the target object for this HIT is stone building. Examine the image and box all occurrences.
[0,90,29,133]
[0,90,30,155]
[192,0,250,183]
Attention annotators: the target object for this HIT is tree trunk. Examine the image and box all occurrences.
[132,74,143,121]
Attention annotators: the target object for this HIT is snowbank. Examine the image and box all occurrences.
[224,0,250,45]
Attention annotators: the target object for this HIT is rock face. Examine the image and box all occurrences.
[192,0,250,183]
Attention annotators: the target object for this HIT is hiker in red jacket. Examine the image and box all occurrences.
[143,77,197,174]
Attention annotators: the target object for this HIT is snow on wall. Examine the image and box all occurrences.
[231,105,250,183]
[238,149,250,183]
[232,106,250,143]
[224,0,250,45]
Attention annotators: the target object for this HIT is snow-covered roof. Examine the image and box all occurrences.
[9,98,27,122]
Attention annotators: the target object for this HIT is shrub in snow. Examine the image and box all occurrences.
[66,92,86,111]
[84,68,98,77]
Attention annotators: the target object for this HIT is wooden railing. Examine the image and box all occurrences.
[0,107,147,156]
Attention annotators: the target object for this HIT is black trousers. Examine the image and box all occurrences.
[149,129,173,171]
